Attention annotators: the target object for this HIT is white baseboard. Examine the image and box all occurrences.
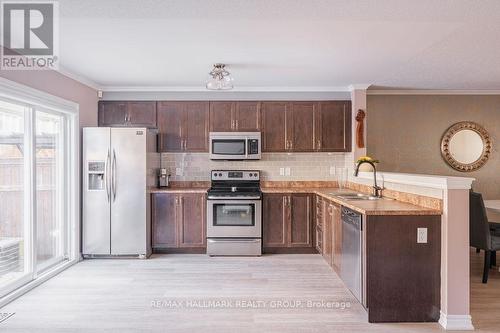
[439,311,474,330]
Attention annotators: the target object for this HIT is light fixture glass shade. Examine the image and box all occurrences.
[206,63,234,90]
[206,75,234,90]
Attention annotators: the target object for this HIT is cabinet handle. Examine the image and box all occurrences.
[235,120,239,129]
[317,139,321,150]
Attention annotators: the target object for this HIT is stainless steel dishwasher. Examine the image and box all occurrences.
[340,207,364,305]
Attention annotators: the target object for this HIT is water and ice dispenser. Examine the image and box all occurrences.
[87,161,106,190]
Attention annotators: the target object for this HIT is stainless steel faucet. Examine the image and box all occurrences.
[354,161,383,198]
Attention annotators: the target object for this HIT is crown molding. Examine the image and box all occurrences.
[348,84,372,91]
[56,66,101,91]
[99,85,352,93]
[368,89,500,95]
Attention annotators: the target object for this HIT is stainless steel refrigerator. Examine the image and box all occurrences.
[82,127,158,258]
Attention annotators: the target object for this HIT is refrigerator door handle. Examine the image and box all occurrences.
[105,149,111,202]
[112,149,117,201]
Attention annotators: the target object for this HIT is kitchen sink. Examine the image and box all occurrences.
[333,193,381,201]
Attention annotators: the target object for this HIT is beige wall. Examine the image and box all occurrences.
[367,95,500,199]
[0,70,98,128]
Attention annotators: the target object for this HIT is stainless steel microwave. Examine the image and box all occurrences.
[209,132,261,160]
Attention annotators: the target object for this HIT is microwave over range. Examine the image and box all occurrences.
[209,132,261,160]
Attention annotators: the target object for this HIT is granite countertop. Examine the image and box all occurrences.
[149,187,209,194]
[262,188,442,216]
[149,186,441,216]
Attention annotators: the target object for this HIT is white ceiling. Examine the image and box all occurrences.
[58,0,500,91]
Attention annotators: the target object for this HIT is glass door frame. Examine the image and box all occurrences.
[0,77,79,304]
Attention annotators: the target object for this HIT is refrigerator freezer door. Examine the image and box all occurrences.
[83,127,111,255]
[110,128,147,255]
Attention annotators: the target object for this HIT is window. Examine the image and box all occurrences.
[0,78,78,302]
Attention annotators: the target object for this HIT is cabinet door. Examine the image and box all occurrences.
[263,194,288,247]
[235,101,261,131]
[287,102,315,151]
[261,102,287,152]
[178,194,206,247]
[98,101,127,126]
[315,196,324,252]
[152,193,178,248]
[209,101,234,132]
[289,194,313,247]
[331,203,342,273]
[315,101,352,152]
[157,102,184,152]
[184,102,209,152]
[323,202,334,266]
[128,101,157,128]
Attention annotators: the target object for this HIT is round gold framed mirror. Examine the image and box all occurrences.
[441,121,492,172]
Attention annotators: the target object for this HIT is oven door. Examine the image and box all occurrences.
[207,199,262,238]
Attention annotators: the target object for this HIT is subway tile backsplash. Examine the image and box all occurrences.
[161,153,353,181]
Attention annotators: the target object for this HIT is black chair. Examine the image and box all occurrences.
[470,191,500,283]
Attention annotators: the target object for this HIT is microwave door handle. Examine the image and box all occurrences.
[245,137,248,159]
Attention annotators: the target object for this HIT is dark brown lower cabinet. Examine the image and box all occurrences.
[152,192,206,251]
[331,203,342,274]
[365,214,441,323]
[263,193,314,253]
[315,196,324,253]
[321,200,341,274]
[322,202,333,266]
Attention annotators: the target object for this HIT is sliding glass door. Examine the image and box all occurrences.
[36,110,66,272]
[0,92,74,299]
[0,100,32,294]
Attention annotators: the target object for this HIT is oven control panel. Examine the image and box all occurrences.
[211,170,260,181]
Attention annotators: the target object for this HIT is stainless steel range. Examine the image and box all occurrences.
[206,170,262,256]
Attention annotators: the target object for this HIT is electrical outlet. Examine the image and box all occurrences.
[175,168,182,176]
[330,166,336,175]
[417,228,428,244]
[285,167,291,176]
[279,167,285,176]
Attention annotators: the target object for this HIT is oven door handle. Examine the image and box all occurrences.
[207,196,262,200]
[207,239,261,243]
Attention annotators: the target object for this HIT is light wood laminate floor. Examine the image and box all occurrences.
[0,250,499,333]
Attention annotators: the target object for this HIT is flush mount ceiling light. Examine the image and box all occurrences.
[206,63,234,90]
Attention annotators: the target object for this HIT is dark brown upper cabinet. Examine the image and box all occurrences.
[157,101,209,152]
[261,102,288,152]
[314,101,352,152]
[287,102,315,152]
[209,102,233,132]
[98,101,157,128]
[209,101,261,132]
[234,101,261,131]
[262,100,352,153]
